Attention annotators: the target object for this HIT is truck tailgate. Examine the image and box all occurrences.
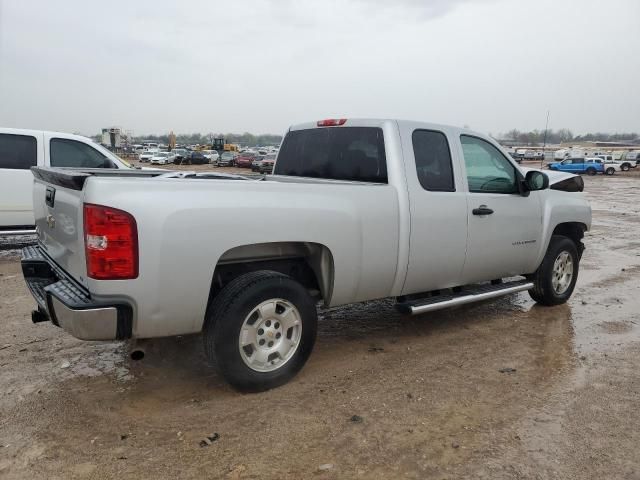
[32,169,88,280]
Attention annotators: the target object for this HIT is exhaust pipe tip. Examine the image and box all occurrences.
[31,309,50,324]
[130,350,145,361]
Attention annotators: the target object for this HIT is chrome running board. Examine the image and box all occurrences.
[396,279,534,315]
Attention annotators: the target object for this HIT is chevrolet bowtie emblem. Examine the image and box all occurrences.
[46,214,56,229]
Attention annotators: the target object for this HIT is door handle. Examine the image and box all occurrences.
[472,205,494,215]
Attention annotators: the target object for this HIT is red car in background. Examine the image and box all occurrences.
[235,151,258,168]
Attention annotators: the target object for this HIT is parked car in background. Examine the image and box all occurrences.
[259,153,277,173]
[172,149,189,163]
[548,158,601,175]
[217,151,237,167]
[22,118,591,392]
[150,152,173,165]
[596,154,634,171]
[585,158,620,175]
[251,154,268,172]
[0,128,131,231]
[548,157,619,175]
[519,150,544,160]
[139,150,157,162]
[202,150,220,164]
[235,151,258,168]
[188,151,209,165]
[508,152,522,164]
[623,151,640,165]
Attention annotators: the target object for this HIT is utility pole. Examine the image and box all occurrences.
[541,111,550,168]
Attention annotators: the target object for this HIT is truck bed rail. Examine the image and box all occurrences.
[31,167,167,190]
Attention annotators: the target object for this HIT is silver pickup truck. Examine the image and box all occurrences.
[21,118,591,391]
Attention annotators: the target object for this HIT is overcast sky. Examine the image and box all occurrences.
[1,0,638,137]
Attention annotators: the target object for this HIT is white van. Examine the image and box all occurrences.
[554,148,570,160]
[0,128,131,231]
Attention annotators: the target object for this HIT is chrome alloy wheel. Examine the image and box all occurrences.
[552,251,574,294]
[238,299,302,372]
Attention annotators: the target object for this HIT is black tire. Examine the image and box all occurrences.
[586,167,597,176]
[527,235,579,306]
[621,163,630,171]
[605,167,615,175]
[203,270,317,392]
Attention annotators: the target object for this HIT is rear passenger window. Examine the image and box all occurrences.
[412,130,455,191]
[50,138,112,168]
[0,134,37,170]
[275,127,387,183]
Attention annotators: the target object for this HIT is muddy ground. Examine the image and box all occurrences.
[1,169,639,479]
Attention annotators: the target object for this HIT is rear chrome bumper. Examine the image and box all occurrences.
[1,228,36,236]
[21,245,132,340]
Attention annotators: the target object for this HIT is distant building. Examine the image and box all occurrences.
[586,140,637,148]
[101,127,122,149]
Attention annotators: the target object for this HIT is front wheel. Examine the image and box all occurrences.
[621,163,630,171]
[605,167,615,175]
[527,235,579,306]
[586,167,597,176]
[203,271,317,392]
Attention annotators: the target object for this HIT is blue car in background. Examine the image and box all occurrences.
[548,157,605,175]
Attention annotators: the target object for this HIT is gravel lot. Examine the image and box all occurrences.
[1,167,639,479]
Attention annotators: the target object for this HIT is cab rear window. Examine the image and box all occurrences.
[275,127,387,183]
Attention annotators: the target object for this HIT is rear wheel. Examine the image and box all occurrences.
[203,271,317,392]
[528,235,579,306]
[605,167,615,175]
[586,167,597,175]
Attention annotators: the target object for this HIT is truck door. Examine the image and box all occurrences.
[458,135,543,283]
[560,158,577,172]
[401,128,468,294]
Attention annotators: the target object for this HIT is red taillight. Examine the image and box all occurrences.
[84,203,138,280]
[317,118,347,127]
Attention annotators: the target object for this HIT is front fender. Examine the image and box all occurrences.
[531,191,592,271]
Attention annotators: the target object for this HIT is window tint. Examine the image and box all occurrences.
[275,127,387,183]
[412,130,454,191]
[460,135,518,194]
[0,134,37,170]
[50,138,112,168]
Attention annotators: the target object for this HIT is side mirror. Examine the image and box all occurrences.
[525,170,549,191]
